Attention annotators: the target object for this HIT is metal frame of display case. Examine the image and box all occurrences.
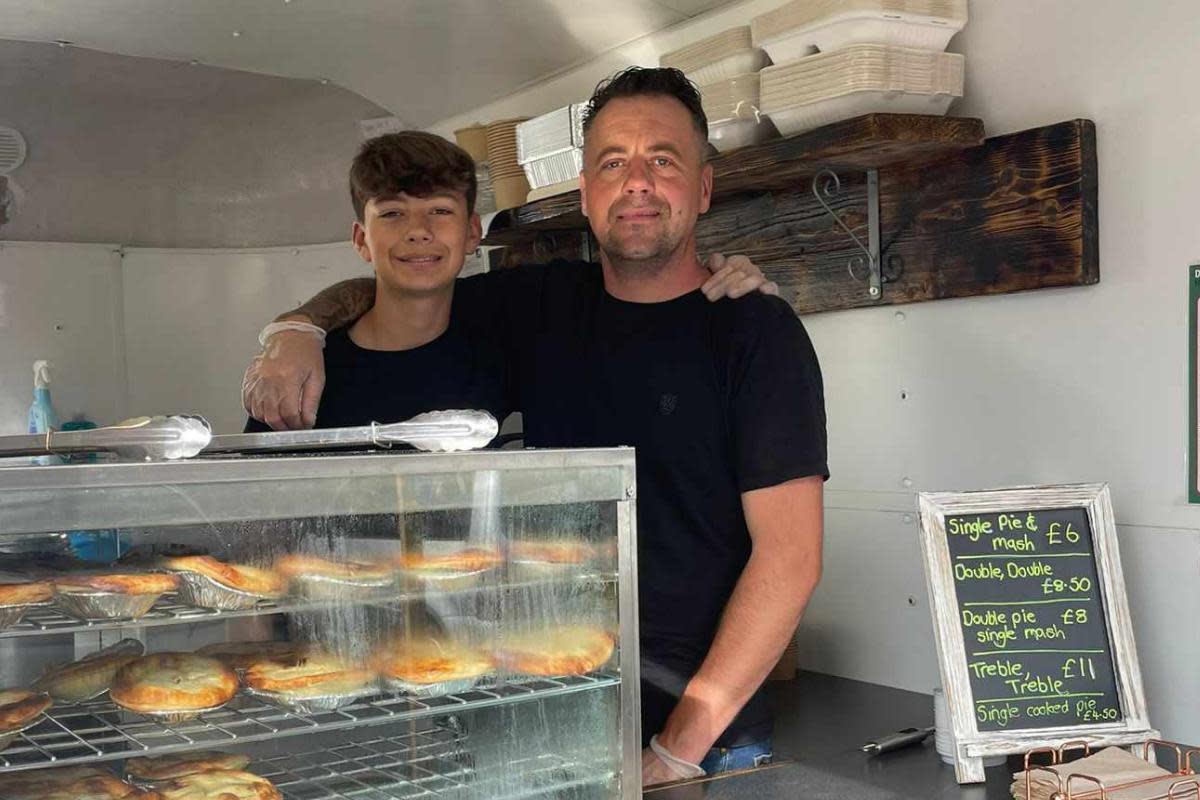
[0,447,640,800]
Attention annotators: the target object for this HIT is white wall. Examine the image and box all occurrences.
[123,243,369,433]
[0,241,124,433]
[0,241,368,437]
[797,0,1200,745]
[0,40,389,248]
[429,0,1200,744]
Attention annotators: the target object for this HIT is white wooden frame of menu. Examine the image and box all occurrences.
[917,483,1158,784]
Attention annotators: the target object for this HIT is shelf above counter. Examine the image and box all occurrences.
[0,574,617,639]
[482,113,986,245]
[258,725,613,800]
[0,671,620,774]
[482,115,1100,318]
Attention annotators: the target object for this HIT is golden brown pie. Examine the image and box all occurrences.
[110,653,238,715]
[157,769,280,800]
[125,750,252,781]
[196,640,305,672]
[495,625,615,676]
[0,580,53,606]
[5,766,122,799]
[274,554,391,582]
[373,638,493,685]
[162,556,285,597]
[243,650,374,698]
[55,573,179,596]
[509,540,593,564]
[393,548,504,573]
[34,638,145,703]
[0,688,51,732]
[25,773,153,800]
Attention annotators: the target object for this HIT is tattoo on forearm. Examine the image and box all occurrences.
[276,278,376,330]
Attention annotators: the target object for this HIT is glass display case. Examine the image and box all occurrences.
[0,447,639,799]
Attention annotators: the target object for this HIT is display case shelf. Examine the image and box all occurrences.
[259,724,474,800]
[0,575,617,639]
[258,727,612,800]
[0,671,620,773]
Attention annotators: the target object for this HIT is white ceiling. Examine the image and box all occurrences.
[0,0,735,127]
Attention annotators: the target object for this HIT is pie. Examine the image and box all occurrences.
[373,637,493,685]
[394,548,504,574]
[243,650,374,698]
[0,688,51,732]
[196,640,305,672]
[162,556,285,597]
[5,766,121,799]
[157,769,280,800]
[509,540,593,564]
[125,750,252,781]
[274,554,392,583]
[34,638,144,703]
[495,625,615,676]
[55,573,179,596]
[110,653,238,715]
[25,773,152,800]
[0,580,53,606]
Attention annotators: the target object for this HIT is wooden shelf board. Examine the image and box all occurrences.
[483,113,985,246]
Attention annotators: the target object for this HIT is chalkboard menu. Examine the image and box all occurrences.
[945,506,1121,731]
[918,485,1157,785]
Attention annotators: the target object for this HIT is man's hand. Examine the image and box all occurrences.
[242,328,326,430]
[702,253,779,301]
[642,747,678,788]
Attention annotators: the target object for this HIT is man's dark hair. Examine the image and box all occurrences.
[582,66,708,146]
[349,132,477,221]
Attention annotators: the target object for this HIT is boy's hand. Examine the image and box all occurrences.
[242,328,325,430]
[702,253,779,301]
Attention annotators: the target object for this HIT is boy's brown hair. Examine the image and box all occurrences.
[349,132,477,220]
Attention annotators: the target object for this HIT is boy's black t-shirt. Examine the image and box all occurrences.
[455,261,828,747]
[245,321,509,432]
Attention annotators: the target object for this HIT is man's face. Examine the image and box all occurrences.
[579,95,712,267]
[352,191,481,295]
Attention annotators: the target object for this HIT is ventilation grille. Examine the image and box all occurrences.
[0,127,27,174]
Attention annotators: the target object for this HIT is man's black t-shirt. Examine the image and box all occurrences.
[455,261,828,746]
[246,320,509,432]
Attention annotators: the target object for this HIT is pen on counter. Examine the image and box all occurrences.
[861,726,936,755]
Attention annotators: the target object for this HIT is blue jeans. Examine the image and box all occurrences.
[699,738,774,775]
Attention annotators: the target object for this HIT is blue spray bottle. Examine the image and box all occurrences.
[27,360,61,466]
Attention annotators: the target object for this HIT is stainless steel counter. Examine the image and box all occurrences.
[648,671,1016,800]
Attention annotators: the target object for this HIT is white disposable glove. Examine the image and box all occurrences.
[641,735,705,786]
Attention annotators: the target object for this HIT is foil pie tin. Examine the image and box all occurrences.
[172,571,277,611]
[287,572,393,602]
[0,715,44,753]
[54,589,164,620]
[0,600,50,631]
[379,674,484,699]
[125,702,229,724]
[508,559,589,582]
[241,684,376,715]
[398,567,494,593]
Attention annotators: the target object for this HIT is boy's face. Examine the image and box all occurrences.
[352,190,481,296]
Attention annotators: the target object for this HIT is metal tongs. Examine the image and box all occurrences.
[0,415,213,462]
[204,409,499,455]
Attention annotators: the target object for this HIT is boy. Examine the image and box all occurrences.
[245,132,507,432]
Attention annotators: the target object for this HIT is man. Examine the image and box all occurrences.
[245,68,825,785]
